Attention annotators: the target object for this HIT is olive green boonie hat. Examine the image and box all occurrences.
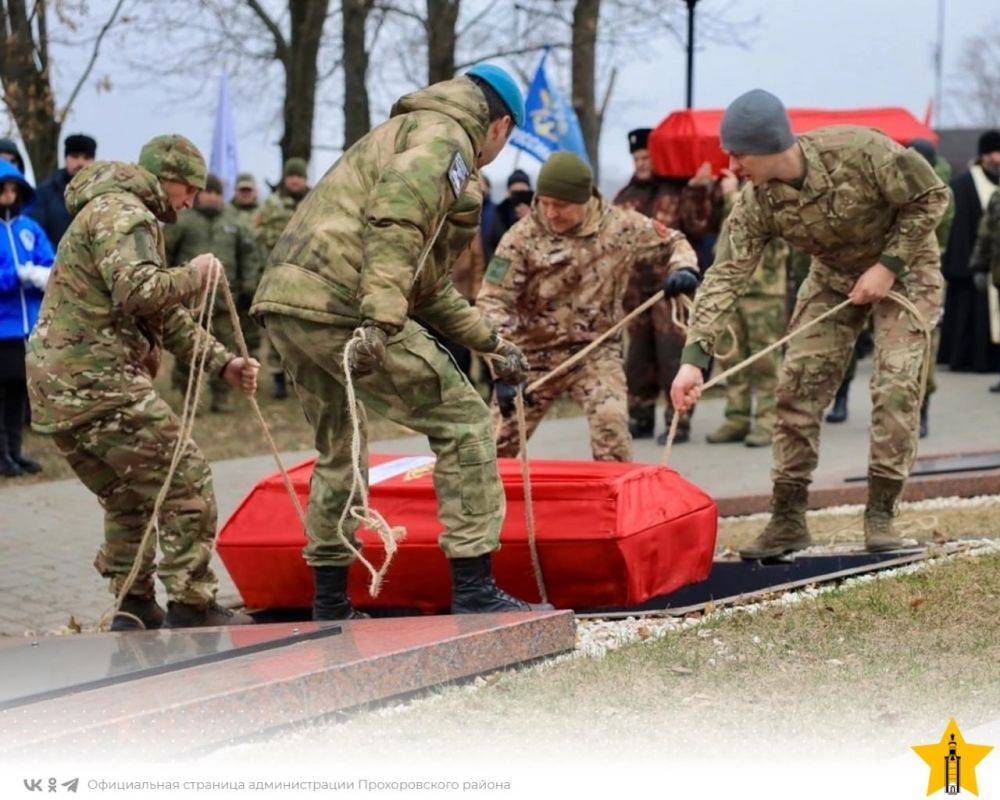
[536,151,593,204]
[283,157,308,178]
[138,134,207,190]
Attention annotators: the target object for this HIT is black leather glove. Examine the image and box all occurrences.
[347,323,389,376]
[661,267,700,298]
[973,271,989,293]
[495,382,535,418]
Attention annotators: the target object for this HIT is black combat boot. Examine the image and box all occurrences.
[628,408,654,439]
[110,594,167,631]
[450,554,554,614]
[312,566,370,620]
[272,372,288,400]
[739,480,812,559]
[0,425,23,477]
[165,600,254,628]
[919,399,929,439]
[825,382,849,423]
[8,426,41,474]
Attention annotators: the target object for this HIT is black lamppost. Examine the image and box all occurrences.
[685,0,699,108]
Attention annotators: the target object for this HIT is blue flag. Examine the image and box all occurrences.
[209,73,239,200]
[510,51,590,165]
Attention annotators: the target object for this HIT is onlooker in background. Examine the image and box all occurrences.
[970,186,1000,392]
[229,172,259,229]
[29,134,97,246]
[613,127,723,445]
[254,157,311,399]
[480,173,499,264]
[487,168,533,253]
[0,159,54,476]
[0,139,26,173]
[938,130,1000,373]
[165,173,262,412]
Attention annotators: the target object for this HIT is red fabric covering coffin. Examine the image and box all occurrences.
[649,106,938,179]
[217,454,717,612]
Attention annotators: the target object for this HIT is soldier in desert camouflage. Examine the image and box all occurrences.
[477,151,699,462]
[671,90,949,557]
[26,135,259,630]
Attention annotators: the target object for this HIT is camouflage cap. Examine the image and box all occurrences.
[235,172,256,189]
[283,157,308,178]
[138,134,207,190]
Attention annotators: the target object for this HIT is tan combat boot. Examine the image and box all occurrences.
[739,480,812,559]
[706,420,750,444]
[864,475,918,552]
[744,427,773,448]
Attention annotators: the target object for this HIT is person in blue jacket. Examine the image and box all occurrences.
[0,159,54,476]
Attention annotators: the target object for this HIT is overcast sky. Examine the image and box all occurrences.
[11,0,999,197]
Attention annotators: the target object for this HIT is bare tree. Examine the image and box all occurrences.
[0,0,128,179]
[342,0,378,147]
[954,26,1000,127]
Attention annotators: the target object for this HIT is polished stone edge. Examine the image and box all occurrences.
[716,468,1000,517]
[0,611,576,761]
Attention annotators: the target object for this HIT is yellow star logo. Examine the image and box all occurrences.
[912,719,993,796]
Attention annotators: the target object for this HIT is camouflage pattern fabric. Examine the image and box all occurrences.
[683,126,948,483]
[252,77,497,355]
[228,201,260,234]
[165,205,263,404]
[51,393,219,606]
[615,175,720,433]
[267,315,503,564]
[494,344,630,461]
[137,134,207,194]
[476,196,697,458]
[971,190,1000,289]
[26,161,233,433]
[253,77,507,564]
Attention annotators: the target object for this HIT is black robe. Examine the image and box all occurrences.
[937,170,1000,372]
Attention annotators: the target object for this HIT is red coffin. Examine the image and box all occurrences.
[217,454,718,612]
[650,106,937,179]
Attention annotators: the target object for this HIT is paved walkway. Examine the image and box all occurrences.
[2,362,998,636]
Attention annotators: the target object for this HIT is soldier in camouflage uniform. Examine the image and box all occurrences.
[228,172,260,229]
[165,173,263,411]
[614,127,721,445]
[25,135,259,630]
[971,188,1000,393]
[671,90,949,556]
[706,181,790,448]
[477,151,698,462]
[252,65,546,619]
[254,158,311,399]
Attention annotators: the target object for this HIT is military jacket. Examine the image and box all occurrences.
[476,196,698,359]
[26,162,232,433]
[251,77,497,353]
[254,191,303,252]
[228,201,259,232]
[682,125,949,366]
[719,191,788,298]
[971,191,1000,287]
[165,205,262,304]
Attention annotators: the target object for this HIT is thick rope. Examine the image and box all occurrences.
[515,387,549,604]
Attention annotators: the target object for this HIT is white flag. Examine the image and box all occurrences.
[209,73,239,199]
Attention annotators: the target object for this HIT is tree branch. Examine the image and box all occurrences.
[58,0,126,123]
[597,64,616,125]
[454,41,565,71]
[245,0,289,62]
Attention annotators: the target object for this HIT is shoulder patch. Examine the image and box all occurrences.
[447,151,470,198]
[484,255,511,284]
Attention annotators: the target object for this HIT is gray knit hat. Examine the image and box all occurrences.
[720,89,795,155]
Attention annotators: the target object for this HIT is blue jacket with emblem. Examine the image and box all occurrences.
[0,161,56,341]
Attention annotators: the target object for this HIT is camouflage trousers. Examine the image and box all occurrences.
[773,265,943,483]
[171,310,259,409]
[265,314,504,566]
[50,392,219,605]
[495,345,631,462]
[626,302,692,434]
[715,295,786,432]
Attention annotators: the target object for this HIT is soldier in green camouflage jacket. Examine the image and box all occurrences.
[26,135,259,631]
[165,173,263,410]
[671,90,949,557]
[253,158,310,398]
[252,66,544,619]
[706,179,790,448]
[229,172,260,229]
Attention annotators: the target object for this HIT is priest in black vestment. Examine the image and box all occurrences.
[938,130,1000,372]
